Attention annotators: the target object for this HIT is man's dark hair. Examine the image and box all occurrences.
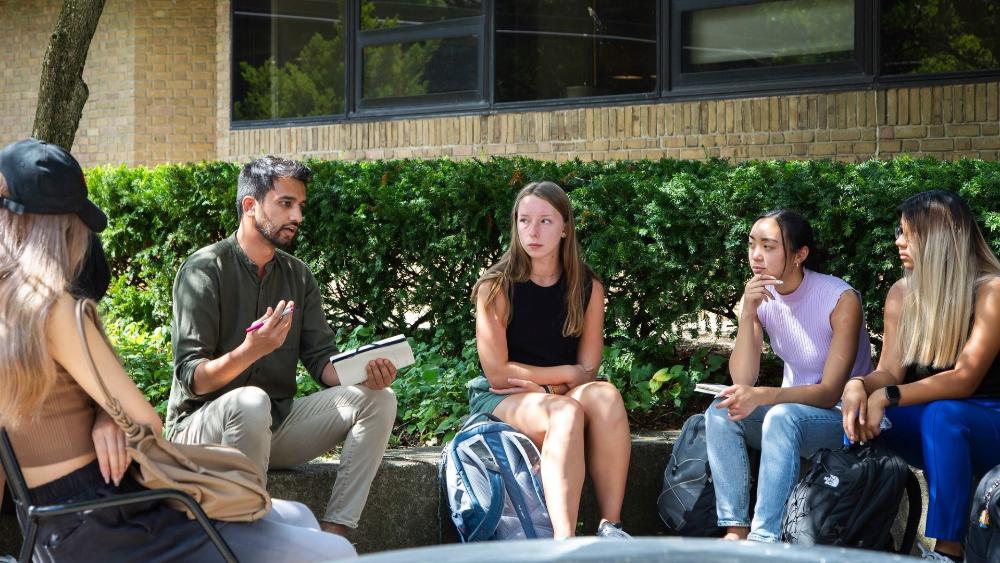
[236,156,313,220]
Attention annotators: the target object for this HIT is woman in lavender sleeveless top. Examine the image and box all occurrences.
[704,209,873,543]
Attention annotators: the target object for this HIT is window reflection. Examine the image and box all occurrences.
[362,0,482,30]
[359,1,484,107]
[494,1,656,103]
[681,0,854,73]
[880,0,1000,75]
[362,36,480,105]
[232,0,346,121]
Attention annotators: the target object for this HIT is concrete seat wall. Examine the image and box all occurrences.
[0,431,928,556]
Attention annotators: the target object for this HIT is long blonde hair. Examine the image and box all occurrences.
[896,190,1000,368]
[471,181,595,337]
[0,174,91,427]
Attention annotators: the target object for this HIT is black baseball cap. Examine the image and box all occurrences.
[0,138,107,232]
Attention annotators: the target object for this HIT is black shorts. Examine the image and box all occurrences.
[27,460,222,562]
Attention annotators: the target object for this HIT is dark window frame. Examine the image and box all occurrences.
[491,1,660,107]
[229,0,1000,130]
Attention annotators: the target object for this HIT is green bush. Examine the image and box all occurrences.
[101,317,173,418]
[88,156,1000,445]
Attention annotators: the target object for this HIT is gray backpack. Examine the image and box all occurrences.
[657,413,724,536]
[440,413,553,541]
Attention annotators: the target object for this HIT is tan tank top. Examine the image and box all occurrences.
[8,363,96,468]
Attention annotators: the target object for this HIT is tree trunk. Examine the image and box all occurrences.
[32,0,107,151]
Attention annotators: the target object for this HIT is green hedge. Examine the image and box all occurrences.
[88,157,1000,445]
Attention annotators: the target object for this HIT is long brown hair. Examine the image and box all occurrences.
[896,190,1000,368]
[471,181,595,337]
[0,174,91,426]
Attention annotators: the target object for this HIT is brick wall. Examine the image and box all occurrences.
[0,0,216,167]
[133,0,216,164]
[213,1,1000,164]
[2,1,998,166]
[0,0,136,166]
[220,85,1000,164]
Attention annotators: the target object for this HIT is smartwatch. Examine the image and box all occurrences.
[883,385,901,408]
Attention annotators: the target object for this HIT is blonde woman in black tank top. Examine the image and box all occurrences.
[469,181,632,540]
[842,191,1000,562]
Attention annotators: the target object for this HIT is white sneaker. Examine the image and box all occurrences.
[596,520,632,539]
[917,543,958,561]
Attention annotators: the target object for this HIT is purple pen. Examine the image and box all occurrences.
[245,303,294,333]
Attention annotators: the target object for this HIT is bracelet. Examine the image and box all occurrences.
[847,376,866,389]
[541,384,552,394]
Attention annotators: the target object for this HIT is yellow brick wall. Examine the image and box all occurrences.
[0,0,216,167]
[215,0,232,162]
[220,85,1000,164]
[133,0,217,164]
[214,2,1000,163]
[0,0,57,151]
[0,0,136,166]
[75,0,136,165]
[3,1,998,166]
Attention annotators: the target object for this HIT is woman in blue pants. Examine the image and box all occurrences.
[842,190,1000,562]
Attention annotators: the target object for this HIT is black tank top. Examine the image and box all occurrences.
[504,274,592,367]
[905,355,1000,397]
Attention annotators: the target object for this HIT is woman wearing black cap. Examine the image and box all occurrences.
[0,139,356,561]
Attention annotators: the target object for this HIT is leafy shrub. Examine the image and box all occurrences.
[88,156,1000,444]
[102,317,174,417]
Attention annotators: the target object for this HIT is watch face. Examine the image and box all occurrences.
[885,385,901,405]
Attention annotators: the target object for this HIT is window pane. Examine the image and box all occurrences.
[362,0,483,30]
[681,0,854,73]
[495,1,656,103]
[881,0,1000,75]
[232,0,345,121]
[362,36,479,105]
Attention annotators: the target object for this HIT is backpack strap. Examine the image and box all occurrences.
[485,432,538,539]
[465,470,505,542]
[898,470,922,554]
[447,436,507,542]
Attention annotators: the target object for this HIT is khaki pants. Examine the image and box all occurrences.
[171,384,397,528]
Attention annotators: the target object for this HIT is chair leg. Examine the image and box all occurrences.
[189,510,237,563]
[18,519,37,563]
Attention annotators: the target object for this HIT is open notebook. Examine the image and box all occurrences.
[330,334,415,386]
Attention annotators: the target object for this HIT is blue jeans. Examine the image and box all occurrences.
[704,399,843,543]
[878,398,1000,543]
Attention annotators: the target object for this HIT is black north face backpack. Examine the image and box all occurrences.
[965,463,1000,563]
[781,442,921,552]
[656,414,724,536]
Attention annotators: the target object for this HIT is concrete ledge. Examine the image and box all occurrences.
[0,431,930,556]
[267,432,679,554]
[267,432,930,555]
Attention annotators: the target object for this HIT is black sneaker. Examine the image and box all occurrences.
[596,520,632,539]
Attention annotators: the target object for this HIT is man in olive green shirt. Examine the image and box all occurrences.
[167,156,397,536]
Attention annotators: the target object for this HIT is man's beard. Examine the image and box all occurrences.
[253,210,297,249]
